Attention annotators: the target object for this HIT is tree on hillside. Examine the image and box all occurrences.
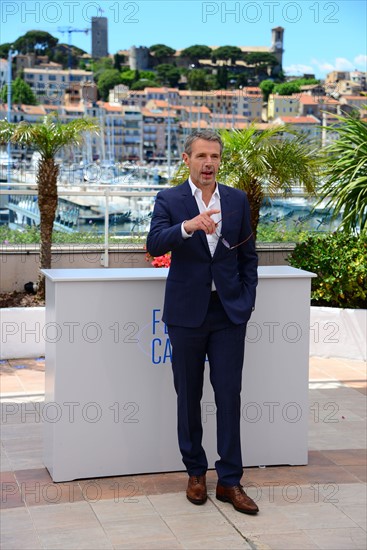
[0,115,99,298]
[14,31,58,54]
[236,72,249,87]
[114,53,126,71]
[0,43,12,58]
[51,43,87,69]
[92,57,114,82]
[216,66,228,89]
[97,69,122,101]
[149,44,176,63]
[259,79,275,101]
[187,68,211,90]
[180,45,212,64]
[273,82,301,96]
[243,52,278,80]
[131,79,159,90]
[212,46,243,64]
[1,77,38,105]
[156,64,181,87]
[293,78,320,87]
[244,52,278,66]
[318,111,367,233]
[120,69,157,88]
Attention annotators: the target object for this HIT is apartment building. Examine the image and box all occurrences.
[334,80,363,96]
[267,94,300,120]
[273,115,321,142]
[142,107,180,160]
[178,88,263,121]
[23,68,94,105]
[350,71,366,90]
[109,85,147,108]
[0,58,8,88]
[145,87,180,103]
[339,95,367,112]
[298,94,340,118]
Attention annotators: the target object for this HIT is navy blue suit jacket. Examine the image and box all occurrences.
[146,180,258,327]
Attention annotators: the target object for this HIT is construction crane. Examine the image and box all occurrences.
[57,27,90,70]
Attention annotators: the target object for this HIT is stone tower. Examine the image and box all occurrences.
[91,17,108,58]
[129,46,150,70]
[270,26,284,69]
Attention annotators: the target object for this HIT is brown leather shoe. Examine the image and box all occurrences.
[216,484,259,514]
[186,475,207,505]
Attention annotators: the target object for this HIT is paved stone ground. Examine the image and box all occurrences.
[0,356,366,549]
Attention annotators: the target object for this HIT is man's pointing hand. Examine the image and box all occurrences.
[183,209,220,235]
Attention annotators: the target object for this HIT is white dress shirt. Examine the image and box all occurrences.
[181,178,222,290]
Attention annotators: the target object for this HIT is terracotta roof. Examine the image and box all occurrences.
[149,99,168,108]
[184,105,211,114]
[341,95,367,100]
[144,87,178,93]
[142,108,172,118]
[42,105,63,112]
[271,94,301,100]
[0,103,22,111]
[101,102,124,112]
[210,121,249,129]
[180,121,209,129]
[178,90,234,97]
[23,68,91,75]
[299,94,339,105]
[20,105,46,115]
[64,105,85,112]
[211,114,248,121]
[243,87,262,92]
[276,116,320,124]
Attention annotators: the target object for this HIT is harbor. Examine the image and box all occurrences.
[0,146,343,237]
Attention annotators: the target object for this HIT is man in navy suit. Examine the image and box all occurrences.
[147,129,259,514]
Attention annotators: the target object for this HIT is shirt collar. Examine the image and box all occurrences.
[188,177,220,200]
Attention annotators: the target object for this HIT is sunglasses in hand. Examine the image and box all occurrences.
[214,212,254,250]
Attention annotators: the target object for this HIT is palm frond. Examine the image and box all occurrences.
[318,111,367,232]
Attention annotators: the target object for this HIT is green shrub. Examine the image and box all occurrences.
[1,222,313,245]
[0,226,146,245]
[256,220,313,243]
[288,232,367,309]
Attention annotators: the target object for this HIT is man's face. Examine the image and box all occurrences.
[182,138,221,189]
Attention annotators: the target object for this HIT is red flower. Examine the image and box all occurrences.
[145,252,171,268]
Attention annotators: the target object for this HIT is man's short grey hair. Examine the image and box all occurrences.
[184,130,223,156]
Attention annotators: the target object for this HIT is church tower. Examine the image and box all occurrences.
[270,27,284,70]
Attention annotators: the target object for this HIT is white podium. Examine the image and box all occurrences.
[42,266,315,482]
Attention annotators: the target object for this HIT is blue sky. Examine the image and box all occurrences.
[1,0,366,78]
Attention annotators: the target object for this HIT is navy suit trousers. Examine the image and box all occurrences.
[168,292,247,486]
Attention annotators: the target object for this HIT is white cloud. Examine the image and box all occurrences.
[335,57,355,71]
[310,59,335,73]
[286,56,366,79]
[284,63,315,75]
[354,54,367,69]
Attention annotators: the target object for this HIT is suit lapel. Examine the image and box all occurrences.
[218,184,231,234]
[213,184,231,257]
[181,180,200,219]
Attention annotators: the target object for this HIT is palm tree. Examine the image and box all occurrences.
[0,115,99,298]
[219,126,322,238]
[172,125,323,239]
[318,111,367,233]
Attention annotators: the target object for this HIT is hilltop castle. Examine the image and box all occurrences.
[122,27,284,73]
